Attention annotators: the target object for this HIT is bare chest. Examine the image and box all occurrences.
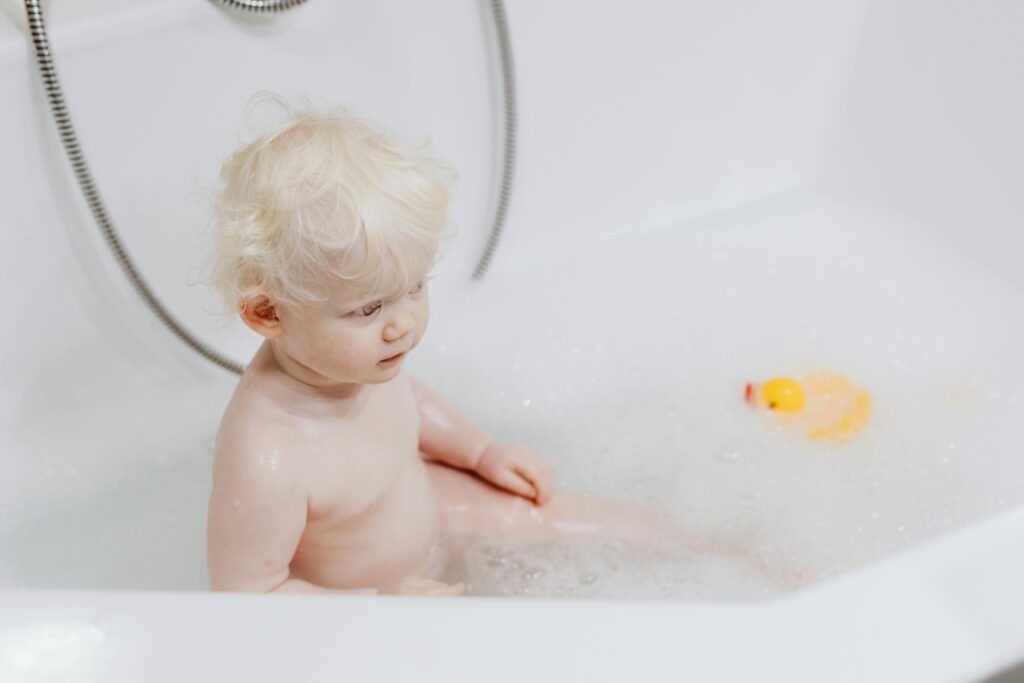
[301,379,421,522]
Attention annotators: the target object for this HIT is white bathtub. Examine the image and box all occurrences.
[2,0,1024,680]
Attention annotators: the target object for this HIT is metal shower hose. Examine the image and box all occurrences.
[23,0,517,376]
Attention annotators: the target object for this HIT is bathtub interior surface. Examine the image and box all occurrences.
[408,191,1024,601]
[4,191,1023,603]
[0,12,1023,683]
[0,364,231,591]
[3,0,1024,675]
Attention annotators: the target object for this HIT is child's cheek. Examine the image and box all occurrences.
[326,337,362,370]
[418,299,430,335]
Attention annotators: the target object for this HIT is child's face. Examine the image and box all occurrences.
[273,276,430,387]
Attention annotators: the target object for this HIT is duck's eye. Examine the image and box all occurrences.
[762,378,805,412]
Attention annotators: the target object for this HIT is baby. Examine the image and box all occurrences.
[205,95,679,597]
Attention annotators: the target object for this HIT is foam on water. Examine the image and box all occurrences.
[0,375,230,590]
[4,194,1023,600]
[417,195,1024,600]
[457,536,782,601]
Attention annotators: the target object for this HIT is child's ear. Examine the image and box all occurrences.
[239,295,284,339]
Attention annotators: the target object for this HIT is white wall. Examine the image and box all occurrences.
[1,0,496,382]
[816,0,1024,287]
[27,0,1024,441]
[498,0,867,263]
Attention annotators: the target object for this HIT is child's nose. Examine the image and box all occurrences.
[382,311,416,342]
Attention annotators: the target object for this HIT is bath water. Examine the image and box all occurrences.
[4,194,1022,601]
[417,194,1024,600]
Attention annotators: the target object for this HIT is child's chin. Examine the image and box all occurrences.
[368,363,404,381]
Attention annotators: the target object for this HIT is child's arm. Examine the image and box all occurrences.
[207,437,376,596]
[208,434,464,596]
[411,376,554,505]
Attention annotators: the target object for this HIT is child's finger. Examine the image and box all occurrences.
[495,468,536,500]
[534,469,553,506]
[402,578,465,596]
[513,465,541,503]
[431,582,464,596]
[528,462,555,505]
[514,463,549,505]
[541,463,556,504]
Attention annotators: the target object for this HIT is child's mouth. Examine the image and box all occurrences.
[380,351,406,364]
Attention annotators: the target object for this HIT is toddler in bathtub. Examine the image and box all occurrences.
[204,94,682,597]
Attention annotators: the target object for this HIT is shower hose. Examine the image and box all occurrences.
[23,0,516,376]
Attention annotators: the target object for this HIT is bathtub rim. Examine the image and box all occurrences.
[1,506,1022,682]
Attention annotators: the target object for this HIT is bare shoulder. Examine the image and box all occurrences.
[211,379,304,490]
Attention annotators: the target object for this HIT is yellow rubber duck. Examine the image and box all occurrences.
[745,373,872,442]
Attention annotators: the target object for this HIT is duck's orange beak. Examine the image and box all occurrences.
[744,382,757,407]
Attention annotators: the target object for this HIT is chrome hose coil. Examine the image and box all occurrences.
[212,0,309,12]
[472,0,516,281]
[24,0,245,375]
[24,0,516,375]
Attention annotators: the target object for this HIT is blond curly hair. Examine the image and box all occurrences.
[204,91,456,317]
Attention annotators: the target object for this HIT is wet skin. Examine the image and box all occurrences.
[207,280,557,596]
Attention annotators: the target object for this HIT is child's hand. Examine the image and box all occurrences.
[475,443,554,505]
[394,577,466,597]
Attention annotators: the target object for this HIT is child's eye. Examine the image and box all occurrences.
[409,279,425,295]
[346,300,382,319]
